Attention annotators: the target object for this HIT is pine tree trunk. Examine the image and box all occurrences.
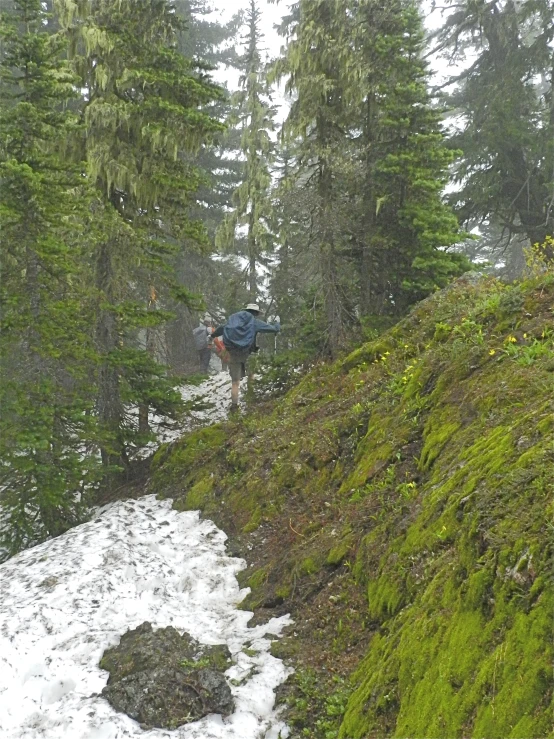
[279,236,290,326]
[96,241,123,470]
[321,239,342,356]
[248,207,257,297]
[26,247,41,374]
[359,243,374,317]
[359,92,388,318]
[319,141,344,357]
[138,403,149,434]
[138,292,157,434]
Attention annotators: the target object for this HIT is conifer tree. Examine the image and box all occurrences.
[165,0,245,371]
[0,0,100,556]
[217,0,276,299]
[275,0,467,352]
[175,0,243,242]
[275,0,355,355]
[434,0,554,258]
[54,0,224,466]
[351,0,467,317]
[268,142,316,347]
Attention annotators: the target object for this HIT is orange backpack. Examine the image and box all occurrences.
[213,336,231,364]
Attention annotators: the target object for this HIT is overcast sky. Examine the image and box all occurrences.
[207,0,449,57]
[206,0,457,120]
[209,0,287,58]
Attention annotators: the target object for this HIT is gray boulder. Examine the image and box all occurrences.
[100,622,234,729]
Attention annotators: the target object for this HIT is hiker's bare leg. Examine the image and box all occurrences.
[231,380,239,407]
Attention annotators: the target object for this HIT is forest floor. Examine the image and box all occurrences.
[147,273,554,739]
[2,274,553,739]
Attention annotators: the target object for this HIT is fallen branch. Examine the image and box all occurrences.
[289,519,306,538]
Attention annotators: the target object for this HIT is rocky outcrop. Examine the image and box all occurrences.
[100,622,234,729]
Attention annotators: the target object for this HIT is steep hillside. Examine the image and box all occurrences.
[150,274,554,739]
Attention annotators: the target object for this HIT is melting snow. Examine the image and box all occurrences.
[0,496,292,739]
[140,372,246,456]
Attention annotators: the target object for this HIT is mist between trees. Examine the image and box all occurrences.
[1,0,553,557]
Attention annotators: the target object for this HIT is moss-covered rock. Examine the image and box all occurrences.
[100,622,234,729]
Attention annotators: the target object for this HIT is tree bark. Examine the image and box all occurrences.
[359,92,389,317]
[319,150,344,356]
[96,240,123,469]
[138,288,157,435]
[248,206,257,298]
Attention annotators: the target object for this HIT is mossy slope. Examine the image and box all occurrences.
[150,274,554,739]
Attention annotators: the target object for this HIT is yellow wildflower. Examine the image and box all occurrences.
[489,349,496,356]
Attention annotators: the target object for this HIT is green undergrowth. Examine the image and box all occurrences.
[150,274,554,738]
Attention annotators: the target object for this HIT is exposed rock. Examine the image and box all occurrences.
[100,622,234,729]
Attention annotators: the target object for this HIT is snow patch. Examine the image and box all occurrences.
[139,372,247,458]
[0,496,292,739]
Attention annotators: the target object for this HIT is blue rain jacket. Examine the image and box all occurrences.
[221,311,280,351]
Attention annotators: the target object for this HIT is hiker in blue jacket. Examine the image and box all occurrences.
[212,303,280,409]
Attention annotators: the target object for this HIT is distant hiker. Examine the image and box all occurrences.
[212,303,280,409]
[192,315,212,374]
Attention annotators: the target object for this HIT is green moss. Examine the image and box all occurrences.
[420,405,461,470]
[275,584,291,600]
[242,505,262,533]
[226,448,249,471]
[139,275,554,739]
[537,414,554,435]
[471,593,553,739]
[300,556,319,575]
[270,636,296,660]
[327,537,353,566]
[171,477,213,512]
[342,571,553,739]
[151,425,226,494]
[433,321,452,342]
[342,338,396,373]
[340,435,395,494]
[188,477,213,509]
[367,574,406,621]
[247,566,269,590]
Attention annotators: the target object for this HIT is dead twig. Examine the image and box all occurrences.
[289,518,306,538]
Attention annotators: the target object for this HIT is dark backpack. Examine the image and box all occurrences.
[192,325,209,350]
[223,311,256,351]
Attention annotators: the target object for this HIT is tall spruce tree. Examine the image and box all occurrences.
[175,0,243,242]
[268,141,318,349]
[276,0,350,354]
[165,0,245,371]
[275,0,467,353]
[351,0,467,318]
[217,0,276,299]
[54,0,224,466]
[0,0,100,557]
[433,0,554,258]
